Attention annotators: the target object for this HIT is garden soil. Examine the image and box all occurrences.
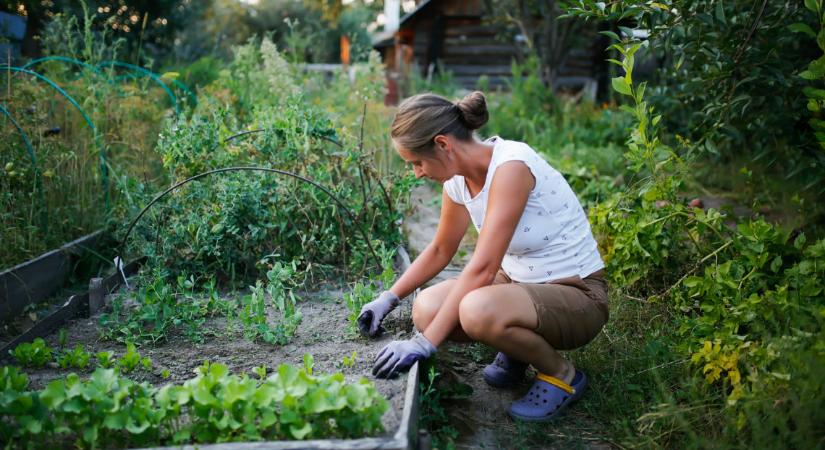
[24,286,415,436]
[405,183,613,450]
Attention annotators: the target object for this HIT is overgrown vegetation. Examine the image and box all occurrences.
[122,38,411,284]
[0,6,174,268]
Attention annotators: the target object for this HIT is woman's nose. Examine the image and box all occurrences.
[413,166,425,179]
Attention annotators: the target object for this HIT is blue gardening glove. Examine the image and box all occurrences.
[357,290,400,337]
[372,333,436,379]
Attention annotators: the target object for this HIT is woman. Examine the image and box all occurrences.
[358,91,608,422]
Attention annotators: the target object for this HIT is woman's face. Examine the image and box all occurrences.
[395,140,453,183]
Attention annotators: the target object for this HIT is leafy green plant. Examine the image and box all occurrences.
[571,31,825,448]
[340,351,357,369]
[10,338,53,368]
[100,270,226,345]
[564,1,818,166]
[239,260,303,345]
[343,281,377,335]
[123,41,411,286]
[57,345,91,370]
[343,246,396,334]
[57,328,67,349]
[418,364,472,450]
[118,343,151,374]
[95,351,115,369]
[1,357,389,448]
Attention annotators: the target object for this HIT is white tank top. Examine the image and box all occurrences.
[443,136,604,283]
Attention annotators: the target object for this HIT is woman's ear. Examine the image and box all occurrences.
[433,134,450,152]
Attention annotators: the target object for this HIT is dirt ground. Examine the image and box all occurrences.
[404,183,614,450]
[23,283,414,436]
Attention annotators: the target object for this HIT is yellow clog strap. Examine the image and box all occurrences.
[536,372,576,395]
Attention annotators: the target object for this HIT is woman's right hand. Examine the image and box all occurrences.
[357,291,400,337]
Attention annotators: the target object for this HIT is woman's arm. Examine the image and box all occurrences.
[389,188,471,299]
[422,161,534,347]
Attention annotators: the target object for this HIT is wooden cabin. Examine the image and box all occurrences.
[373,0,605,104]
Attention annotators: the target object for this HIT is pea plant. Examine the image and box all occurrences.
[99,269,224,345]
[122,43,412,286]
[237,260,303,345]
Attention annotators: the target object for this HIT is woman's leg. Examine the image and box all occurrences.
[411,279,473,342]
[458,284,575,383]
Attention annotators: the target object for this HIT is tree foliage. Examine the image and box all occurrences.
[564,0,823,185]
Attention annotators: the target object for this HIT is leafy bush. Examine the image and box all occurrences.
[583,35,825,447]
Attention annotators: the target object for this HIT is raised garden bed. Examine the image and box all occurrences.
[1,250,423,449]
[0,230,104,325]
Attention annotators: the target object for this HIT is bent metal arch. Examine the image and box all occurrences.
[23,56,197,113]
[0,104,47,228]
[218,128,394,219]
[116,166,382,282]
[2,66,110,205]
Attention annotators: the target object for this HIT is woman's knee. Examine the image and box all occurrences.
[458,288,505,340]
[411,281,454,331]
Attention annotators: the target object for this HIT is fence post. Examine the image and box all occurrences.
[88,277,104,315]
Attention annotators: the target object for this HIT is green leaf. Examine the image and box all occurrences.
[618,26,635,40]
[303,354,314,375]
[619,105,636,115]
[611,77,633,96]
[818,29,825,51]
[794,233,807,249]
[715,2,726,24]
[289,422,313,440]
[598,30,620,42]
[304,389,333,413]
[770,256,783,273]
[104,411,129,430]
[804,0,818,13]
[789,22,817,38]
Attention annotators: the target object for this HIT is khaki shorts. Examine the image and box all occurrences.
[493,269,609,351]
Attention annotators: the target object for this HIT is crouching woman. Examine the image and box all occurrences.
[359,91,608,421]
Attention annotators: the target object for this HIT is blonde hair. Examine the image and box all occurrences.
[391,91,489,155]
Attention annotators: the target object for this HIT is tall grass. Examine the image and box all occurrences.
[0,11,169,268]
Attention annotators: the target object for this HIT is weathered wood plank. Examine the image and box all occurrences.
[0,294,86,361]
[0,230,103,323]
[442,64,513,75]
[442,45,518,56]
[444,25,498,37]
[0,258,143,360]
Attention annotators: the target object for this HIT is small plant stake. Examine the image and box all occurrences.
[88,277,104,315]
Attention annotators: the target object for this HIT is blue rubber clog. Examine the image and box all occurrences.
[482,352,528,388]
[508,370,587,422]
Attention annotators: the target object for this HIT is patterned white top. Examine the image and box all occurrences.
[442,136,604,283]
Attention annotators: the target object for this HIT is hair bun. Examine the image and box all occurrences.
[455,91,489,130]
